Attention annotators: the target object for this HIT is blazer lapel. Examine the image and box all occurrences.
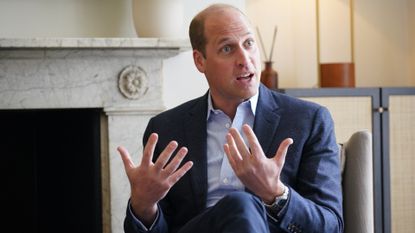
[253,85,281,157]
[183,93,208,212]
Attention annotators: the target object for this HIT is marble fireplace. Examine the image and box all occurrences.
[0,38,190,233]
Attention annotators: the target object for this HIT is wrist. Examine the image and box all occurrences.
[263,183,287,204]
[130,200,158,224]
[263,184,289,208]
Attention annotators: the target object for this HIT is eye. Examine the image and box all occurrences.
[221,45,232,54]
[245,39,255,48]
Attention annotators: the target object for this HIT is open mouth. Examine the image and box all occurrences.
[236,73,254,80]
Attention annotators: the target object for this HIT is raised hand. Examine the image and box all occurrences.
[223,124,293,204]
[117,133,193,225]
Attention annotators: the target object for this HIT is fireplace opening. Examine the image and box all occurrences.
[1,108,103,233]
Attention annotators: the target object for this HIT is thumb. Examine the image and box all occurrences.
[274,138,294,167]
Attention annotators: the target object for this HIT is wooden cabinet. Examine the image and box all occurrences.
[280,87,415,233]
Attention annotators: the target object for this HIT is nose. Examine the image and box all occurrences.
[235,47,250,69]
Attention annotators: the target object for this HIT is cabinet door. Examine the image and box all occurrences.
[382,88,415,233]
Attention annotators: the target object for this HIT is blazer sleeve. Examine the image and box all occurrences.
[278,106,344,233]
[124,202,169,233]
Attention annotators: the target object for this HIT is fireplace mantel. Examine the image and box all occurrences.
[0,37,190,49]
[0,37,190,110]
[0,38,191,233]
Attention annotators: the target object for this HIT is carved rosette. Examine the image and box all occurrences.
[118,65,149,100]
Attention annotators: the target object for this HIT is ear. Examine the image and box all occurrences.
[193,50,206,73]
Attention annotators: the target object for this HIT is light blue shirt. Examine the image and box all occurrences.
[206,92,258,207]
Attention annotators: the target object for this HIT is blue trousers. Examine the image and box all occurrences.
[177,192,276,233]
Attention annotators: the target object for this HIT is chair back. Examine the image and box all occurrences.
[340,130,374,233]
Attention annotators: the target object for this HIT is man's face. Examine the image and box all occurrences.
[194,8,261,107]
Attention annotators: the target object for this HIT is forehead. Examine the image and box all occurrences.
[203,8,253,44]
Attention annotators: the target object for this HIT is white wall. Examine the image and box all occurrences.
[410,0,415,83]
[318,0,353,63]
[0,0,135,38]
[353,0,415,87]
[0,0,244,38]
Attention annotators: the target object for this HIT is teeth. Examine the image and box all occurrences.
[238,74,251,78]
[236,73,253,80]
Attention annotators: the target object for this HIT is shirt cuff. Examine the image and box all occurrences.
[128,201,160,231]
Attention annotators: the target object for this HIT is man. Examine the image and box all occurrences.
[118,3,343,233]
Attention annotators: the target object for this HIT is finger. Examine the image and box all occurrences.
[117,146,135,171]
[168,161,194,185]
[163,147,188,176]
[225,133,243,161]
[274,138,294,167]
[154,141,178,171]
[142,133,158,166]
[224,143,236,168]
[224,143,240,173]
[242,124,264,159]
[228,128,250,158]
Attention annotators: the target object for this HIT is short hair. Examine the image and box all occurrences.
[188,4,246,58]
[188,14,206,57]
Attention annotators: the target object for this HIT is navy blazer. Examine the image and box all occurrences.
[125,84,343,233]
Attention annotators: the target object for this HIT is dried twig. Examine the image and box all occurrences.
[256,27,268,61]
[269,26,278,62]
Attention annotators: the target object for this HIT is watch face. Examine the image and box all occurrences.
[272,187,289,209]
[275,198,287,208]
[265,202,283,216]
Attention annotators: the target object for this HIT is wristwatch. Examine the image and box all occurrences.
[263,185,289,214]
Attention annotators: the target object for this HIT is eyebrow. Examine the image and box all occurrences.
[216,31,253,46]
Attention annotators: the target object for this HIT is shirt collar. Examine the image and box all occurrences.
[206,90,259,120]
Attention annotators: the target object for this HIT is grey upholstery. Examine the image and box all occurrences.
[340,130,374,233]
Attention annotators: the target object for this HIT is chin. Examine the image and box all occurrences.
[241,88,258,99]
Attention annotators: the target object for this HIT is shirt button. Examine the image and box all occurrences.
[225,123,231,128]
[223,178,229,184]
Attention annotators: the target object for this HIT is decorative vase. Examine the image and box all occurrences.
[260,61,279,89]
[320,62,355,87]
[132,0,184,38]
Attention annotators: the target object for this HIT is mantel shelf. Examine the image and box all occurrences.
[0,37,191,50]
